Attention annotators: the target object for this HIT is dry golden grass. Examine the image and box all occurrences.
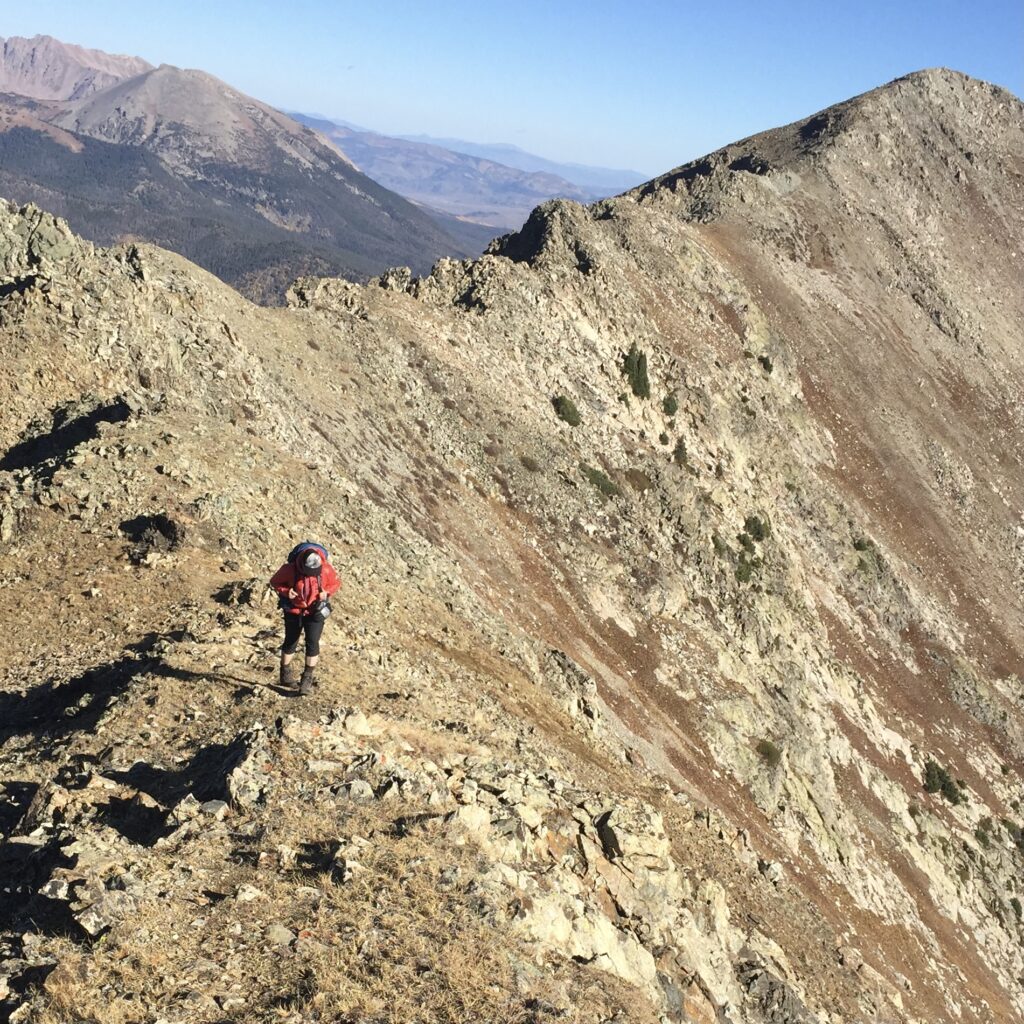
[35,918,188,1024]
[386,720,491,763]
[283,857,532,1023]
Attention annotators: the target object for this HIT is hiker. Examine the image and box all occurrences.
[269,541,340,695]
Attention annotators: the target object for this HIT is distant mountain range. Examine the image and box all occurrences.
[0,35,494,301]
[290,116,647,196]
[292,113,604,228]
[396,135,646,193]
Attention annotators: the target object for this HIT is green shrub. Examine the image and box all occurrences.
[662,393,679,416]
[1011,897,1022,920]
[975,827,991,850]
[923,759,944,794]
[730,519,767,584]
[659,432,670,445]
[853,536,874,552]
[730,524,763,582]
[672,437,688,467]
[756,739,782,768]
[712,533,729,558]
[621,343,651,399]
[580,463,621,498]
[744,515,770,541]
[552,395,582,426]
[923,758,963,805]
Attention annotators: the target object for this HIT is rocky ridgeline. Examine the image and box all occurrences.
[1,69,1024,1023]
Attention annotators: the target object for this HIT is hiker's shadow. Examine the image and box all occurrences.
[146,661,294,698]
[0,632,175,748]
[103,738,242,806]
[0,625,297,751]
[0,397,132,480]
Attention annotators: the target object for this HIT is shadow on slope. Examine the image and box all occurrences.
[0,632,171,746]
[0,396,131,477]
[103,738,243,807]
[0,839,83,941]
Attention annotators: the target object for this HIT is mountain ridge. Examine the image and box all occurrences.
[635,67,1014,203]
[0,66,1023,1023]
[0,33,153,101]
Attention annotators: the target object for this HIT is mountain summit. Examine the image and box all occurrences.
[0,69,1023,1023]
[636,67,1011,216]
[0,34,152,100]
[55,63,357,172]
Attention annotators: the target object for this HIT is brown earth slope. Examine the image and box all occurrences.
[1,68,1023,1024]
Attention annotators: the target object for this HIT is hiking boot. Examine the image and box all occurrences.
[280,663,299,688]
[299,667,316,696]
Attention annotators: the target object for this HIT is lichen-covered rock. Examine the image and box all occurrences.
[225,729,274,808]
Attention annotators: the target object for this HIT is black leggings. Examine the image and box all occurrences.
[281,613,325,657]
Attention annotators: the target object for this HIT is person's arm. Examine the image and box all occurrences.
[321,563,341,598]
[269,564,297,598]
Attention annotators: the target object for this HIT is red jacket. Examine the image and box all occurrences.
[270,559,341,615]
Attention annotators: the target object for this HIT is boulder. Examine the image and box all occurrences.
[225,728,274,808]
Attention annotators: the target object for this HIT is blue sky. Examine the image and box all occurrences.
[7,1,1023,175]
